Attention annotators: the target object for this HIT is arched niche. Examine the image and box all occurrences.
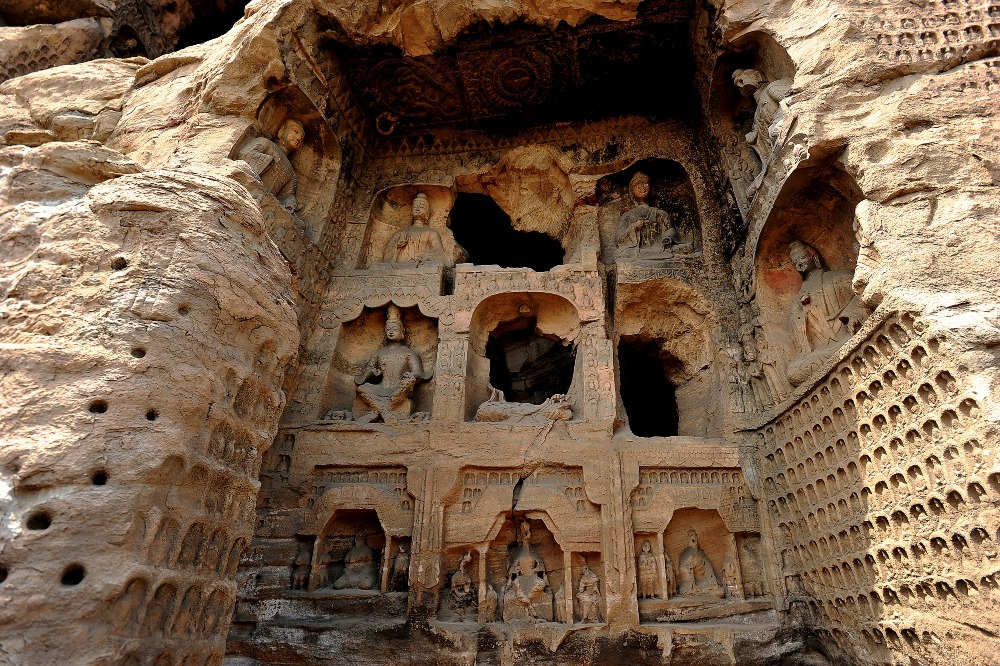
[710,31,796,208]
[614,278,721,437]
[753,158,866,395]
[240,86,342,244]
[596,158,701,265]
[466,293,581,420]
[486,516,566,622]
[322,305,438,419]
[663,508,734,595]
[357,184,468,270]
[313,509,386,592]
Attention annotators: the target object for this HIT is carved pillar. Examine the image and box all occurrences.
[477,543,488,618]
[431,336,468,423]
[563,550,574,623]
[410,467,444,612]
[603,452,640,626]
[380,536,393,593]
[655,531,668,599]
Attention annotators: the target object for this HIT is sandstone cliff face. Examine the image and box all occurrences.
[0,0,997,665]
[0,140,297,663]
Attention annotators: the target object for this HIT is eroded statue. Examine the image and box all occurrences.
[722,554,742,599]
[664,551,678,598]
[576,559,603,623]
[637,539,658,599]
[355,305,431,425]
[390,543,410,592]
[237,118,304,213]
[332,535,378,591]
[615,172,685,260]
[445,551,478,620]
[676,530,724,599]
[732,68,792,192]
[290,543,311,590]
[785,240,866,386]
[382,193,450,267]
[473,385,572,423]
[503,522,554,621]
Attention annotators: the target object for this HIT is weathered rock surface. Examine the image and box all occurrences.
[0,0,997,665]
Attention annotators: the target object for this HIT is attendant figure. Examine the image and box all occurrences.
[237,118,304,213]
[637,540,659,599]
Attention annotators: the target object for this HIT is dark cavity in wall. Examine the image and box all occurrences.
[618,339,678,437]
[487,318,575,404]
[450,193,564,271]
[174,0,251,50]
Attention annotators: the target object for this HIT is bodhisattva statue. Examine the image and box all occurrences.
[785,240,866,386]
[576,560,603,623]
[637,539,658,599]
[237,118,305,213]
[503,522,553,621]
[332,535,378,591]
[382,193,449,267]
[664,551,678,598]
[677,530,724,599]
[390,543,410,592]
[354,305,431,425]
[732,69,792,188]
[615,172,682,260]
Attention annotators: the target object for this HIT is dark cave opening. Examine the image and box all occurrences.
[487,318,575,404]
[618,339,679,437]
[450,192,564,272]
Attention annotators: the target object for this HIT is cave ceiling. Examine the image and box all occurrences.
[326,0,699,137]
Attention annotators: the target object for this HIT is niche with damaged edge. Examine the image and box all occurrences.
[618,338,679,437]
[450,193,564,271]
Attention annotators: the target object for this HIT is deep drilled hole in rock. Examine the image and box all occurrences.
[0,566,7,584]
[91,470,108,486]
[131,347,146,358]
[145,409,158,421]
[110,256,128,271]
[60,565,85,586]
[88,400,108,414]
[26,512,51,531]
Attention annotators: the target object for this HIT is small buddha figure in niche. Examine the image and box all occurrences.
[722,554,742,599]
[503,522,553,621]
[354,305,431,425]
[664,551,678,598]
[332,535,378,591]
[290,543,311,590]
[785,240,867,386]
[677,530,724,599]
[447,551,477,618]
[576,558,603,623]
[637,540,659,599]
[615,172,683,260]
[732,69,792,182]
[390,543,410,591]
[237,118,305,213]
[382,193,450,267]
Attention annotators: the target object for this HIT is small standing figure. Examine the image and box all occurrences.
[390,543,410,592]
[637,539,659,599]
[237,118,305,213]
[576,559,603,623]
[663,551,678,599]
[615,172,681,260]
[354,305,432,425]
[731,69,792,182]
[722,554,742,599]
[290,543,311,591]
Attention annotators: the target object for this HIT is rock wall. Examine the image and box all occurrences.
[0,0,996,665]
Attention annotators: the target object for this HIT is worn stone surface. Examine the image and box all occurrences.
[0,0,998,665]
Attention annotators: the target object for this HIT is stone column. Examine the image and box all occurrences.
[381,536,394,593]
[0,150,298,665]
[655,531,668,599]
[563,550,574,623]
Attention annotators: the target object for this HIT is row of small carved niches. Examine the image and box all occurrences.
[239,462,773,627]
[754,311,1000,653]
[866,0,999,65]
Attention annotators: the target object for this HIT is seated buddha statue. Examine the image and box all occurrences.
[333,535,378,591]
[676,529,724,599]
[382,193,450,267]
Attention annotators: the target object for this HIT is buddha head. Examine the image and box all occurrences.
[732,68,766,96]
[411,193,431,226]
[629,171,652,203]
[789,240,823,275]
[642,539,652,553]
[277,119,305,153]
[385,305,405,342]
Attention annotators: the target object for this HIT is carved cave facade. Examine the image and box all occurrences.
[1,0,999,665]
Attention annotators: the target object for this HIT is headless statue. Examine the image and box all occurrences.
[677,530,724,598]
[237,118,304,213]
[390,543,410,591]
[732,68,792,193]
[333,535,377,591]
[354,305,431,425]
